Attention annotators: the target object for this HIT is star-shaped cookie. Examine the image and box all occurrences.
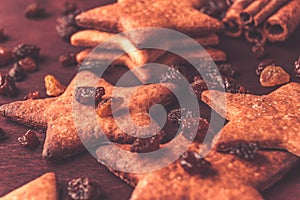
[0,71,177,160]
[96,119,298,199]
[75,0,223,36]
[201,82,300,156]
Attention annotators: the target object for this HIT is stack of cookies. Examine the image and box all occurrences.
[71,0,227,82]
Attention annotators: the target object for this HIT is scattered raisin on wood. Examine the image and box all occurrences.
[130,134,162,153]
[24,91,40,100]
[0,28,7,42]
[61,1,78,16]
[56,11,81,41]
[200,0,232,19]
[18,57,37,72]
[24,3,46,19]
[259,65,290,87]
[0,47,12,67]
[217,63,236,77]
[75,86,105,105]
[251,41,268,60]
[0,128,8,141]
[18,130,40,149]
[294,57,300,78]
[13,44,40,60]
[59,53,77,67]
[217,140,259,161]
[0,73,17,97]
[180,151,213,176]
[256,58,274,76]
[8,63,26,82]
[67,178,102,200]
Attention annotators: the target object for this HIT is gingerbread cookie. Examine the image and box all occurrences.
[201,82,300,157]
[0,172,58,200]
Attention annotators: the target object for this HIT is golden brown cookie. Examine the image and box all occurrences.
[201,82,300,157]
[0,172,58,200]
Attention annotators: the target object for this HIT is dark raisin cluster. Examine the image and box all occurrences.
[24,3,46,19]
[0,73,17,97]
[75,86,105,105]
[217,140,260,161]
[17,130,40,149]
[56,11,81,41]
[294,57,300,77]
[12,44,40,60]
[256,58,274,76]
[200,0,233,19]
[59,53,77,67]
[130,134,161,153]
[67,178,102,200]
[180,151,213,176]
[0,128,8,141]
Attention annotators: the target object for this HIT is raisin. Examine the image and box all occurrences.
[130,134,161,153]
[191,79,208,98]
[260,65,290,87]
[56,11,81,41]
[44,75,66,97]
[75,86,105,105]
[13,44,40,60]
[200,0,231,19]
[294,57,300,78]
[251,42,267,60]
[180,151,213,176]
[67,178,102,200]
[18,57,37,72]
[24,3,46,19]
[168,108,182,124]
[18,130,40,149]
[61,1,78,15]
[0,73,17,97]
[223,77,247,94]
[256,58,274,76]
[8,63,26,82]
[59,53,77,67]
[0,128,8,141]
[0,28,6,42]
[0,47,12,67]
[217,63,236,77]
[24,91,40,100]
[217,140,259,161]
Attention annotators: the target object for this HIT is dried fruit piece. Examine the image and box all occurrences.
[217,140,259,161]
[217,63,236,77]
[18,57,37,72]
[13,44,40,60]
[61,1,78,15]
[8,63,26,82]
[18,130,40,149]
[294,57,300,78]
[67,178,102,200]
[44,75,66,97]
[182,117,210,142]
[0,47,12,67]
[251,42,267,59]
[180,151,213,176]
[56,11,81,41]
[24,3,46,19]
[0,128,8,141]
[0,28,6,42]
[130,134,162,153]
[0,73,17,97]
[167,108,182,124]
[24,91,40,100]
[75,86,105,105]
[256,58,274,76]
[200,0,232,19]
[260,65,290,87]
[59,53,77,67]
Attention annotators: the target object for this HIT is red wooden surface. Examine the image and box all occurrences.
[0,0,299,199]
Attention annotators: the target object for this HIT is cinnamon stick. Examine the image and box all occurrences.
[263,0,300,42]
[240,0,269,29]
[245,28,266,44]
[253,0,289,27]
[222,0,253,37]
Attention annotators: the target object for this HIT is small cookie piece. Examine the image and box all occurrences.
[259,65,290,87]
[0,172,58,200]
[201,82,300,157]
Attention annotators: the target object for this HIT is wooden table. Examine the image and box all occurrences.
[0,0,299,199]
